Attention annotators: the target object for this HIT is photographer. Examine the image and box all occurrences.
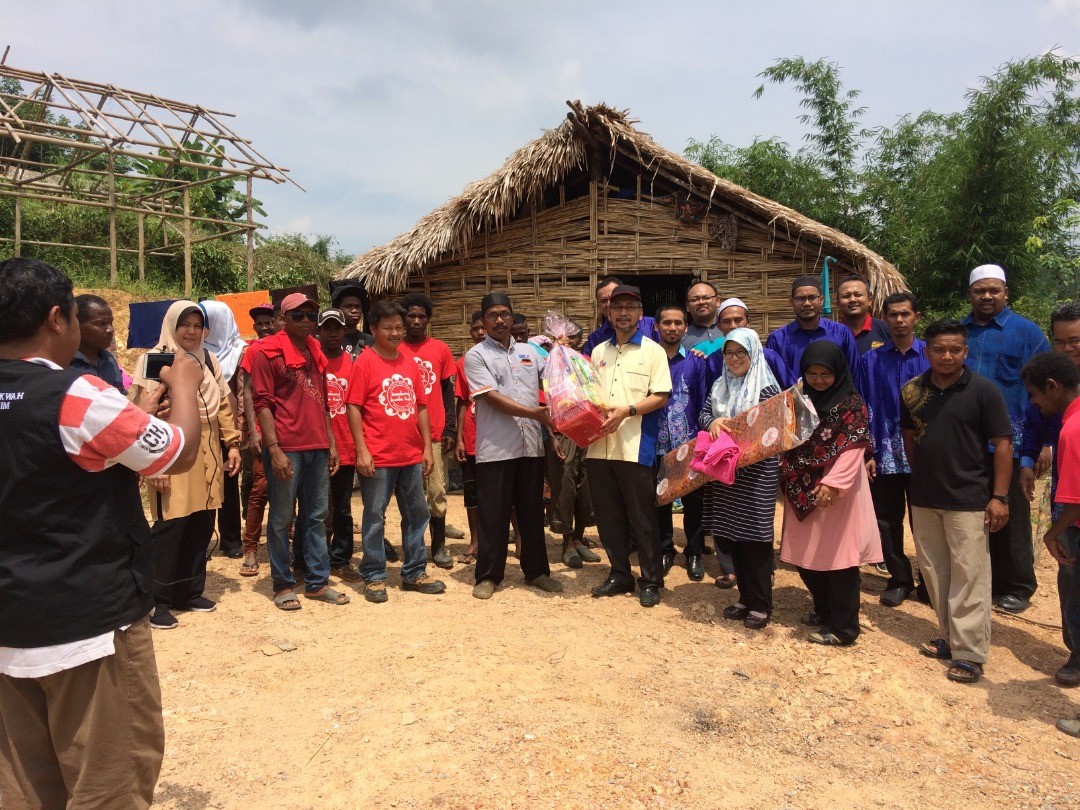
[0,257,203,808]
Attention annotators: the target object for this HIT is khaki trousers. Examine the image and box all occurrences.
[0,617,164,809]
[424,443,448,519]
[911,507,992,664]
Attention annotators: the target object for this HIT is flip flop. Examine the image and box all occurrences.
[274,590,301,611]
[714,574,737,590]
[455,553,476,565]
[239,561,259,577]
[304,587,350,605]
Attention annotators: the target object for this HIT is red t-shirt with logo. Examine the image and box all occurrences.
[347,349,428,468]
[401,337,455,441]
[324,352,355,467]
[1055,396,1080,528]
[454,355,476,456]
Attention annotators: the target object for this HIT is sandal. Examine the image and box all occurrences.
[304,587,350,605]
[946,660,983,684]
[807,629,851,646]
[239,559,260,577]
[920,638,952,660]
[274,590,302,611]
[455,553,476,565]
[714,574,737,590]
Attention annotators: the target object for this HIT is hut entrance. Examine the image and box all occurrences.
[619,274,696,318]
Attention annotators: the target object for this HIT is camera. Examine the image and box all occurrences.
[142,352,175,382]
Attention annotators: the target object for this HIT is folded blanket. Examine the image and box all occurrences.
[689,430,740,485]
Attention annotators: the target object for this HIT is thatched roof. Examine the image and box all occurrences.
[342,101,906,297]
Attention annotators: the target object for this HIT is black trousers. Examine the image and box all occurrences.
[987,454,1036,600]
[217,441,242,555]
[587,459,664,589]
[328,465,356,567]
[152,510,214,611]
[731,542,774,614]
[870,473,916,591]
[461,455,478,510]
[657,487,705,557]
[797,565,861,644]
[475,457,550,585]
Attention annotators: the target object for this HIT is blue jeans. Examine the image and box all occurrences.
[264,449,331,594]
[1060,527,1080,658]
[358,464,429,583]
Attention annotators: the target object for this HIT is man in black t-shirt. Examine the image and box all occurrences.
[333,282,374,360]
[901,319,1013,685]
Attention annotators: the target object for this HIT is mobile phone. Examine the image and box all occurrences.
[142,352,175,382]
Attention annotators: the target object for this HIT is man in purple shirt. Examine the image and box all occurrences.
[765,276,859,380]
[583,275,658,356]
[856,291,930,607]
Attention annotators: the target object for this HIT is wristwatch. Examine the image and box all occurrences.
[991,494,1009,505]
[628,405,637,417]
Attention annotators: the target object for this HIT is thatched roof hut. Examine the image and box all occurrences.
[341,101,906,356]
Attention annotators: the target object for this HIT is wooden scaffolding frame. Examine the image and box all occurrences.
[0,49,301,295]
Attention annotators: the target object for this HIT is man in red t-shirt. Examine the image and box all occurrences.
[1022,351,1080,737]
[454,310,486,563]
[317,308,360,583]
[400,293,458,569]
[251,293,349,611]
[347,300,447,604]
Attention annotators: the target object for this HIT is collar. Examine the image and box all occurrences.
[884,337,923,356]
[963,306,1012,328]
[484,334,515,354]
[667,345,688,364]
[616,327,644,347]
[927,366,971,392]
[1065,395,1080,423]
[850,313,874,335]
[261,331,327,372]
[25,357,63,370]
[791,318,823,335]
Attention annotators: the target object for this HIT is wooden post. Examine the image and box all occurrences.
[13,197,21,256]
[107,153,117,285]
[246,176,255,292]
[183,188,192,298]
[137,212,145,282]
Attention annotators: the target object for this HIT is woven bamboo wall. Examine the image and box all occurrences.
[404,189,859,358]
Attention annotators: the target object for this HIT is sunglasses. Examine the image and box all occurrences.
[288,310,318,322]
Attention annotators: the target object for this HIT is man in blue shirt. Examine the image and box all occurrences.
[654,303,708,580]
[963,264,1050,613]
[838,275,892,355]
[856,291,930,607]
[70,294,126,394]
[681,281,724,353]
[765,276,859,378]
[583,275,657,356]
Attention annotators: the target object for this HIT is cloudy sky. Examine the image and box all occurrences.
[5,1,1080,258]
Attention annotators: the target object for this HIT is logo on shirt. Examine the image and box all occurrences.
[412,356,436,395]
[136,422,171,454]
[379,374,417,420]
[326,373,349,418]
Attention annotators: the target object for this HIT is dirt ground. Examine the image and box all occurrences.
[74,289,1080,808]
[147,489,1080,810]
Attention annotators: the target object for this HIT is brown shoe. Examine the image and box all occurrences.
[331,562,362,582]
[401,573,446,595]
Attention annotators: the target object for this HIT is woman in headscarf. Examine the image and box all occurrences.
[699,328,782,630]
[130,301,242,630]
[199,301,249,560]
[780,341,881,646]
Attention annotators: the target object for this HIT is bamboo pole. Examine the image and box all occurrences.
[137,212,145,282]
[13,197,21,256]
[183,188,192,298]
[246,176,255,292]
[107,153,117,285]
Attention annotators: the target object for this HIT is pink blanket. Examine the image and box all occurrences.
[689,430,740,485]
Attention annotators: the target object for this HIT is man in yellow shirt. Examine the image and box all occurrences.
[587,285,672,607]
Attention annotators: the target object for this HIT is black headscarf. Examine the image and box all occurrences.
[780,340,871,521]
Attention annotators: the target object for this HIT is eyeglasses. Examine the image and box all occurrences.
[687,295,716,304]
[288,311,318,322]
[804,372,835,383]
[610,303,641,313]
[793,295,821,304]
[485,311,513,322]
[1053,336,1080,349]
[722,349,749,359]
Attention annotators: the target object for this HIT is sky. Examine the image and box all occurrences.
[5,1,1080,259]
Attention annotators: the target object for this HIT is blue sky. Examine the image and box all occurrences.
[5,1,1080,257]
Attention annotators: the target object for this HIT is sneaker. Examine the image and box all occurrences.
[473,580,496,600]
[185,596,217,613]
[1057,714,1080,738]
[526,574,563,594]
[401,574,446,595]
[365,581,388,604]
[331,562,363,582]
[445,524,466,540]
[874,562,889,574]
[150,607,178,630]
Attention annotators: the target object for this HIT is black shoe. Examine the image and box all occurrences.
[185,596,216,613]
[591,578,635,598]
[223,548,243,559]
[639,585,660,607]
[686,554,705,581]
[913,584,931,604]
[994,595,1031,614]
[722,604,750,620]
[743,613,769,630]
[383,540,400,563]
[879,587,910,608]
[1055,656,1080,687]
[661,552,675,575]
[150,606,178,630]
[802,611,826,626]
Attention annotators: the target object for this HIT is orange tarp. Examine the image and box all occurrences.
[215,290,270,340]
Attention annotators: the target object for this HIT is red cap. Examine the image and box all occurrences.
[280,292,318,315]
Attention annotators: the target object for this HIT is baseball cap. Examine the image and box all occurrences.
[280,292,318,315]
[248,302,274,319]
[609,284,642,302]
[331,282,365,307]
[318,308,347,326]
